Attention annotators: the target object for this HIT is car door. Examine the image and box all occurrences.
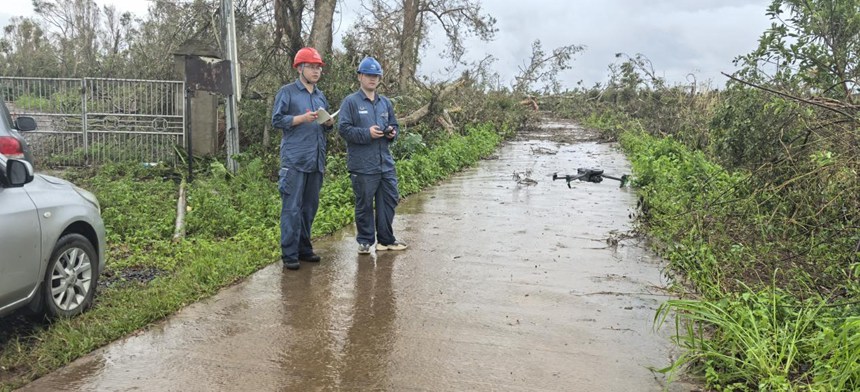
[0,169,41,309]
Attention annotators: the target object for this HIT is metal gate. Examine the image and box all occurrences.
[0,77,185,166]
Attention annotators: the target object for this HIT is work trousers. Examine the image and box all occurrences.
[279,168,323,261]
[350,170,400,246]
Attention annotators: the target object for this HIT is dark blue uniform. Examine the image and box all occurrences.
[338,90,401,246]
[271,79,331,262]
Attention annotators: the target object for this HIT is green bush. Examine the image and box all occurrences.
[656,289,858,391]
[621,130,859,391]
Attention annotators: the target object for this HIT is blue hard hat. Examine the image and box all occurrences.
[357,57,383,76]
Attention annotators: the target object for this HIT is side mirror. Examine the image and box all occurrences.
[6,158,34,187]
[14,116,37,132]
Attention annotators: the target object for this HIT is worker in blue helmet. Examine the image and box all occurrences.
[338,57,408,254]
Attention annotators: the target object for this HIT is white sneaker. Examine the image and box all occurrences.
[376,241,408,251]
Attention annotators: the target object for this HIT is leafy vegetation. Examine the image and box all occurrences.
[617,132,859,390]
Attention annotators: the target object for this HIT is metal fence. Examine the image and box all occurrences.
[0,77,185,166]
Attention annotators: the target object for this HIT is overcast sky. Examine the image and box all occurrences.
[2,0,773,89]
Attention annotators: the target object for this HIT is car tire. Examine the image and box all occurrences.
[41,233,99,319]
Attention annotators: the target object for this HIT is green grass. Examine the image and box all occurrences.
[616,130,860,391]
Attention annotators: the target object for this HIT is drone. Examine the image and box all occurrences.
[552,168,630,188]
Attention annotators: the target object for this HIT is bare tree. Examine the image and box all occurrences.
[513,39,584,94]
[398,0,420,88]
[417,0,496,63]
[273,0,305,57]
[350,0,496,90]
[0,17,59,76]
[272,0,338,60]
[129,0,213,80]
[99,6,133,76]
[308,0,337,57]
[34,0,103,76]
[342,0,401,81]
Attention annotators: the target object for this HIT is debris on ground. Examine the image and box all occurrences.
[512,170,539,186]
[530,146,558,155]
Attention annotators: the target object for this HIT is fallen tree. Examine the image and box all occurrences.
[399,77,468,130]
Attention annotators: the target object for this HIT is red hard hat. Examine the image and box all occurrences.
[293,47,325,68]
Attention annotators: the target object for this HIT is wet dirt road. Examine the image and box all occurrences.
[19,122,692,391]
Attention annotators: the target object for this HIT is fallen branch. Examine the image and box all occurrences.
[520,96,539,111]
[172,178,187,242]
[436,109,455,132]
[400,77,468,126]
[721,72,859,122]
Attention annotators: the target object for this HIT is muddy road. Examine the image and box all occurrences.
[18,121,693,391]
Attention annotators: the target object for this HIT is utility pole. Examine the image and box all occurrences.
[221,0,241,173]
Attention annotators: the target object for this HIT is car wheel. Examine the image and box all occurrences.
[41,233,99,318]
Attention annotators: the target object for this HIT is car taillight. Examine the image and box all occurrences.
[0,136,25,159]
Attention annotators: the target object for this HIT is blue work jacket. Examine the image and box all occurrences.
[271,80,332,173]
[338,90,399,174]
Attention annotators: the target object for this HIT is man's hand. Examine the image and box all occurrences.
[323,118,334,126]
[303,110,319,123]
[370,125,385,139]
[385,126,396,139]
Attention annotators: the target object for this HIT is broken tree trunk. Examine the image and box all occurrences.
[520,96,539,111]
[399,77,468,126]
[437,109,455,132]
[172,178,187,242]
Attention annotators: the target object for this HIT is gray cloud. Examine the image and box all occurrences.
[4,0,773,91]
[402,0,773,89]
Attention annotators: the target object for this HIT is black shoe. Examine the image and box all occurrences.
[283,259,300,270]
[298,253,321,262]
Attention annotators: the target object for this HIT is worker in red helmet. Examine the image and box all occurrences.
[271,47,334,270]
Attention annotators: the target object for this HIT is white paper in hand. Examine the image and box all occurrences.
[315,108,340,124]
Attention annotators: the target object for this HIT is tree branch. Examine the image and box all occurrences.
[721,72,859,122]
[400,77,467,126]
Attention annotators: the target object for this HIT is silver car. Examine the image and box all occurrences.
[0,153,106,319]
